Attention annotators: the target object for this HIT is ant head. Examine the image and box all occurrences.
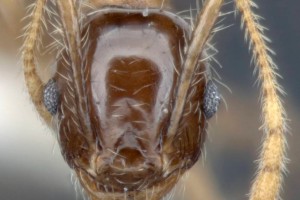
[44,8,219,198]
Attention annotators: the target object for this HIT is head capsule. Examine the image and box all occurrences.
[48,7,218,200]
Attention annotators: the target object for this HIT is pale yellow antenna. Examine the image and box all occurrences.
[236,0,287,199]
[22,0,52,124]
[165,0,223,149]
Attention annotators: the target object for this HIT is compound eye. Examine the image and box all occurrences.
[43,79,59,115]
[203,80,221,119]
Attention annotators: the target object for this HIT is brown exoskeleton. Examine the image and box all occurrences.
[22,0,287,200]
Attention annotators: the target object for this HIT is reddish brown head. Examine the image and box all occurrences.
[52,7,209,200]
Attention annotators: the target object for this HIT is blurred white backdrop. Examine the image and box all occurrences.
[0,52,80,200]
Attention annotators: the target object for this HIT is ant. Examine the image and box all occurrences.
[22,0,287,199]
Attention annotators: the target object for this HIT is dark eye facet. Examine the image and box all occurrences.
[203,80,221,119]
[43,79,59,115]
